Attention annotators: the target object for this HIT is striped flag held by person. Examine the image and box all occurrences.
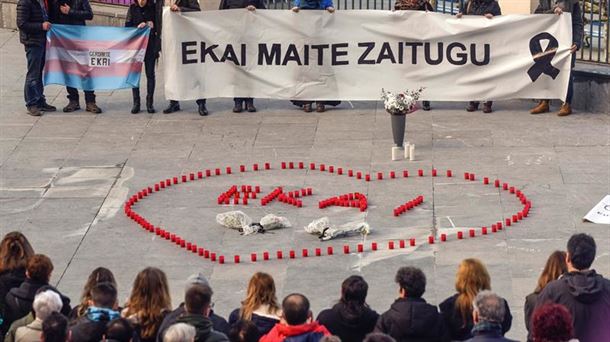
[44,24,150,90]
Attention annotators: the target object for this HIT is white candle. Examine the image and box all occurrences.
[409,144,415,161]
[392,146,403,161]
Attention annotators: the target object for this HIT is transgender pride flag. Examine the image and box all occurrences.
[44,24,150,90]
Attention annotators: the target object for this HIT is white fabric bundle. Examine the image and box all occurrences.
[305,217,371,241]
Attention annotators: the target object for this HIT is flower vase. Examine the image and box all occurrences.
[390,112,406,147]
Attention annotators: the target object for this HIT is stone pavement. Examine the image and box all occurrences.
[1,27,609,340]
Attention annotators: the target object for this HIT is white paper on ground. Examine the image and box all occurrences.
[583,195,610,225]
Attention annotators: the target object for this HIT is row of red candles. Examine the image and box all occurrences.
[124,163,532,264]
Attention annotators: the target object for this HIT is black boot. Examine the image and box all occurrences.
[146,96,156,113]
[131,89,141,114]
[197,99,208,116]
[163,100,180,114]
[232,99,243,113]
[245,98,257,112]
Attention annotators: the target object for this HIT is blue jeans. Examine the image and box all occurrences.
[24,44,46,107]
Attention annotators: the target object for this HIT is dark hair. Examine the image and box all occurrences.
[567,233,596,270]
[27,254,53,283]
[42,312,68,342]
[91,282,118,308]
[532,303,574,342]
[0,231,35,272]
[106,318,135,342]
[395,266,426,298]
[227,319,261,342]
[282,293,310,325]
[185,284,212,314]
[339,275,369,320]
[363,332,397,342]
[77,267,117,317]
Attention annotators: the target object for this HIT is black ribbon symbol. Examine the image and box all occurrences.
[527,32,560,82]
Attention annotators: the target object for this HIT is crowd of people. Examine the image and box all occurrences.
[1,231,608,342]
[15,0,583,117]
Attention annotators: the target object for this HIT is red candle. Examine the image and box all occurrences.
[410,238,416,246]
[277,251,283,259]
[218,255,224,264]
[484,177,489,185]
[390,171,395,178]
[263,252,269,260]
[182,175,187,182]
[310,163,316,170]
[253,163,259,171]
[337,168,343,175]
[343,245,350,254]
[289,250,296,259]
[302,249,308,257]
[240,165,246,172]
[327,246,334,255]
[403,170,409,177]
[388,241,395,249]
[197,171,203,179]
[281,162,286,169]
[432,169,437,177]
[447,170,453,177]
[372,242,378,250]
[357,244,363,253]
[457,231,463,239]
[377,172,383,180]
[289,162,294,169]
[469,173,475,181]
[464,172,470,180]
[482,227,488,235]
[469,229,475,237]
[265,162,270,170]
[441,234,447,242]
[315,248,321,256]
[399,240,406,248]
[418,169,424,177]
[299,162,304,169]
[320,164,326,171]
[428,236,434,244]
[234,255,240,263]
[348,170,353,177]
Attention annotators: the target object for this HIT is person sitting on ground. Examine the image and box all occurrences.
[104,317,136,342]
[260,293,330,342]
[374,267,448,341]
[536,233,610,342]
[363,333,396,342]
[228,272,281,336]
[158,273,230,341]
[171,284,228,342]
[466,291,517,342]
[0,232,35,336]
[531,303,577,342]
[70,282,120,342]
[42,311,69,342]
[163,323,196,342]
[69,267,117,319]
[439,258,512,341]
[122,267,172,342]
[4,254,71,331]
[456,0,502,113]
[317,275,379,342]
[14,290,63,342]
[524,251,567,341]
[227,319,260,342]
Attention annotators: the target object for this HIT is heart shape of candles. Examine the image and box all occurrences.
[124,162,531,265]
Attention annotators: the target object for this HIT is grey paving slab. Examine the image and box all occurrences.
[0,27,609,342]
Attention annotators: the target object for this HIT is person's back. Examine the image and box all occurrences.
[174,284,228,342]
[14,290,63,342]
[70,282,120,342]
[465,291,517,342]
[261,293,330,342]
[536,234,610,342]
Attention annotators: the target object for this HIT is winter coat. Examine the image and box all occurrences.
[374,297,449,342]
[13,318,42,342]
[0,269,26,335]
[523,291,539,341]
[48,0,92,25]
[394,0,433,11]
[228,308,279,336]
[125,2,160,58]
[3,280,71,332]
[15,0,48,46]
[463,0,501,16]
[4,313,34,342]
[317,303,378,342]
[70,307,120,342]
[260,322,331,342]
[219,0,266,10]
[174,313,229,342]
[124,310,168,342]
[465,329,518,342]
[536,270,610,342]
[533,1,583,49]
[294,0,333,10]
[439,294,512,341]
[156,304,230,342]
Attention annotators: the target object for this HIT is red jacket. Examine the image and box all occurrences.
[260,322,331,342]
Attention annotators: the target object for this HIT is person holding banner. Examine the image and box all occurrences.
[529,0,583,117]
[48,0,103,114]
[16,0,56,116]
[457,0,501,114]
[126,0,161,114]
[290,0,340,113]
[163,0,209,116]
[219,0,266,113]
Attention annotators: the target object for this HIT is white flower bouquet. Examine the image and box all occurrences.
[381,87,425,115]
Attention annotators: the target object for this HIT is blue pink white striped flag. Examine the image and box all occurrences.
[44,24,150,90]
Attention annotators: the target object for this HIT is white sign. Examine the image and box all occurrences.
[584,195,610,225]
[162,9,573,101]
[88,51,111,67]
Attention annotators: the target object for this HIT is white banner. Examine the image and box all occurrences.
[162,9,573,101]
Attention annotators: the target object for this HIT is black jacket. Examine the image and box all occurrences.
[219,0,266,10]
[316,303,378,342]
[536,270,610,342]
[69,315,110,342]
[156,304,230,342]
[0,268,27,336]
[374,297,449,342]
[16,0,48,46]
[175,0,200,12]
[125,2,160,57]
[229,309,279,336]
[523,292,539,341]
[463,0,501,16]
[49,0,92,26]
[465,330,518,342]
[439,294,512,341]
[3,279,71,329]
[175,313,229,342]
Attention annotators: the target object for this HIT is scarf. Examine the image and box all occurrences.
[86,306,120,322]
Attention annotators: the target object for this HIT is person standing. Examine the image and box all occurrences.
[126,0,160,114]
[163,0,209,116]
[16,0,56,116]
[48,0,102,113]
[456,0,501,113]
[219,0,265,113]
[530,0,584,116]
